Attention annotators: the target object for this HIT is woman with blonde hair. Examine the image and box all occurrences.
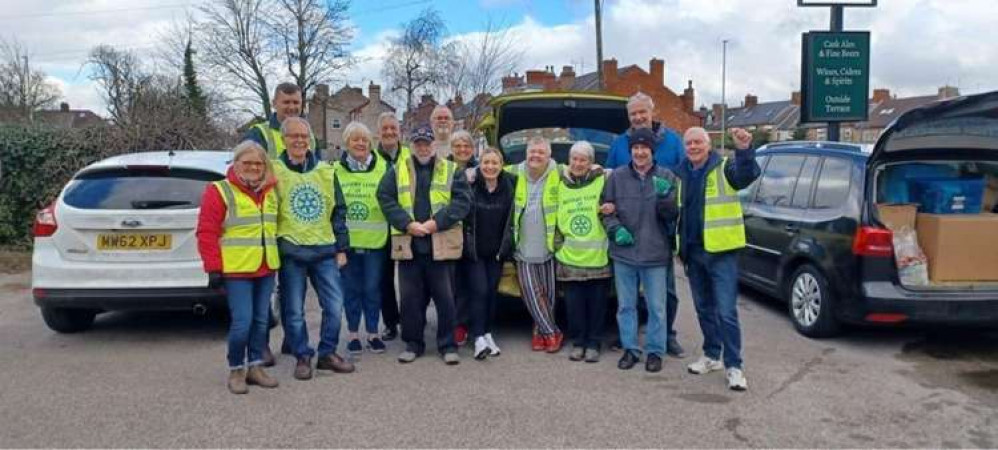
[197,140,281,394]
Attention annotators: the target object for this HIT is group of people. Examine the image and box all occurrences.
[196,83,761,395]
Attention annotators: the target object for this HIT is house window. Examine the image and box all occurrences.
[332,119,341,129]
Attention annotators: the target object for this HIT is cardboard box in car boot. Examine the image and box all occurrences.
[916,213,998,282]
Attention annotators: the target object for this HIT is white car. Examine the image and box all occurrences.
[32,150,233,332]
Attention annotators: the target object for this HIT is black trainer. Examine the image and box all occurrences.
[368,337,387,354]
[617,350,640,370]
[646,354,663,373]
[347,339,363,355]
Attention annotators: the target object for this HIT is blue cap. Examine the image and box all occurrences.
[410,125,434,143]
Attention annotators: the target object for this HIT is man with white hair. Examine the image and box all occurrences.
[675,126,760,391]
[374,112,410,341]
[605,92,687,359]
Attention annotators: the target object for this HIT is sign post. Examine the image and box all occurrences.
[798,0,876,141]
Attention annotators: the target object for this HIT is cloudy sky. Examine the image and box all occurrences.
[7,0,997,119]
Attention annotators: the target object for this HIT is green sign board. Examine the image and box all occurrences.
[800,31,870,123]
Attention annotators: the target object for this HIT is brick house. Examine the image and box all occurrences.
[308,82,395,160]
[501,58,703,133]
[0,102,103,129]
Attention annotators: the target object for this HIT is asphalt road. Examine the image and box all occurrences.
[1,268,997,448]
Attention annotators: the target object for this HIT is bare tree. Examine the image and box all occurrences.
[198,0,277,118]
[445,17,523,125]
[382,8,457,114]
[0,37,62,120]
[86,45,150,124]
[269,0,354,101]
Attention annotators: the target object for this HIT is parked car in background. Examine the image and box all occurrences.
[32,151,231,332]
[738,90,998,338]
[476,92,630,297]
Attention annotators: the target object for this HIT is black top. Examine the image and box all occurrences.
[472,171,513,260]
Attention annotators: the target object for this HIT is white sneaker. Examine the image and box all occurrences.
[484,333,501,357]
[687,355,724,375]
[474,336,491,360]
[726,368,748,391]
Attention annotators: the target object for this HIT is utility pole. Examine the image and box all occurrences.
[721,39,728,151]
[827,5,844,142]
[22,55,33,123]
[595,0,604,91]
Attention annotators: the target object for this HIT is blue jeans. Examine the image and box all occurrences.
[224,275,276,369]
[685,246,743,369]
[613,262,669,357]
[279,256,344,359]
[342,249,385,334]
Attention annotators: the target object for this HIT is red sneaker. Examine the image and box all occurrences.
[546,332,563,353]
[455,325,468,346]
[531,330,546,351]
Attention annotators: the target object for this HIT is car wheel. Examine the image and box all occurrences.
[41,307,97,333]
[787,265,840,338]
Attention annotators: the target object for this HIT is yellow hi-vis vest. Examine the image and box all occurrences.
[273,160,337,246]
[553,175,608,268]
[677,158,746,254]
[253,122,317,158]
[334,155,388,249]
[214,180,280,273]
[512,164,560,249]
[391,156,456,235]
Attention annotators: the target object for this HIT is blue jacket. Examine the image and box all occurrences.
[674,149,760,261]
[604,122,684,171]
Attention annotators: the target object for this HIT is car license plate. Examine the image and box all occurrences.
[97,233,172,250]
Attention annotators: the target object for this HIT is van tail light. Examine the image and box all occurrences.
[852,226,893,257]
[33,203,58,237]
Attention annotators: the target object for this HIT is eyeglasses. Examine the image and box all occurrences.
[238,161,266,167]
[285,133,310,140]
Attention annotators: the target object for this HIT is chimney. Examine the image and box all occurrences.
[872,88,890,104]
[744,94,758,108]
[602,58,618,87]
[559,65,576,90]
[315,83,330,99]
[682,80,695,112]
[938,85,960,100]
[525,69,546,86]
[368,82,381,105]
[502,73,522,92]
[712,103,724,125]
[791,91,801,106]
[453,94,463,107]
[59,102,70,112]
[649,58,665,85]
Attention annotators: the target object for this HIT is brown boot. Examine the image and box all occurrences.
[293,357,313,380]
[246,366,279,388]
[316,353,355,373]
[227,369,248,394]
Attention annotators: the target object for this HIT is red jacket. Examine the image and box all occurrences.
[196,167,278,278]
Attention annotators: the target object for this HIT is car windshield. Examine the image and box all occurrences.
[63,168,223,210]
[500,127,617,165]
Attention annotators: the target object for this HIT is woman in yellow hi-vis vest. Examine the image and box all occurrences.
[197,141,281,394]
[335,122,391,355]
[552,141,612,364]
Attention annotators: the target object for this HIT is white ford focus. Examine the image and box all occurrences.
[31,151,233,332]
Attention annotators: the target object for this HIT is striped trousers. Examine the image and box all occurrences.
[515,259,560,335]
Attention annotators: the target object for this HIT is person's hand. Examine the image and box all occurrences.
[653,176,673,196]
[465,168,477,183]
[614,227,635,246]
[730,127,752,150]
[422,219,438,234]
[406,221,427,237]
[600,202,616,215]
[336,252,348,268]
[207,271,224,289]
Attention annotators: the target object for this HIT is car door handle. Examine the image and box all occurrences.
[784,224,799,233]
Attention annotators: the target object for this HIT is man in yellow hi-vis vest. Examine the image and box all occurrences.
[244,82,318,160]
[676,127,760,392]
[377,125,471,365]
[374,112,410,341]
